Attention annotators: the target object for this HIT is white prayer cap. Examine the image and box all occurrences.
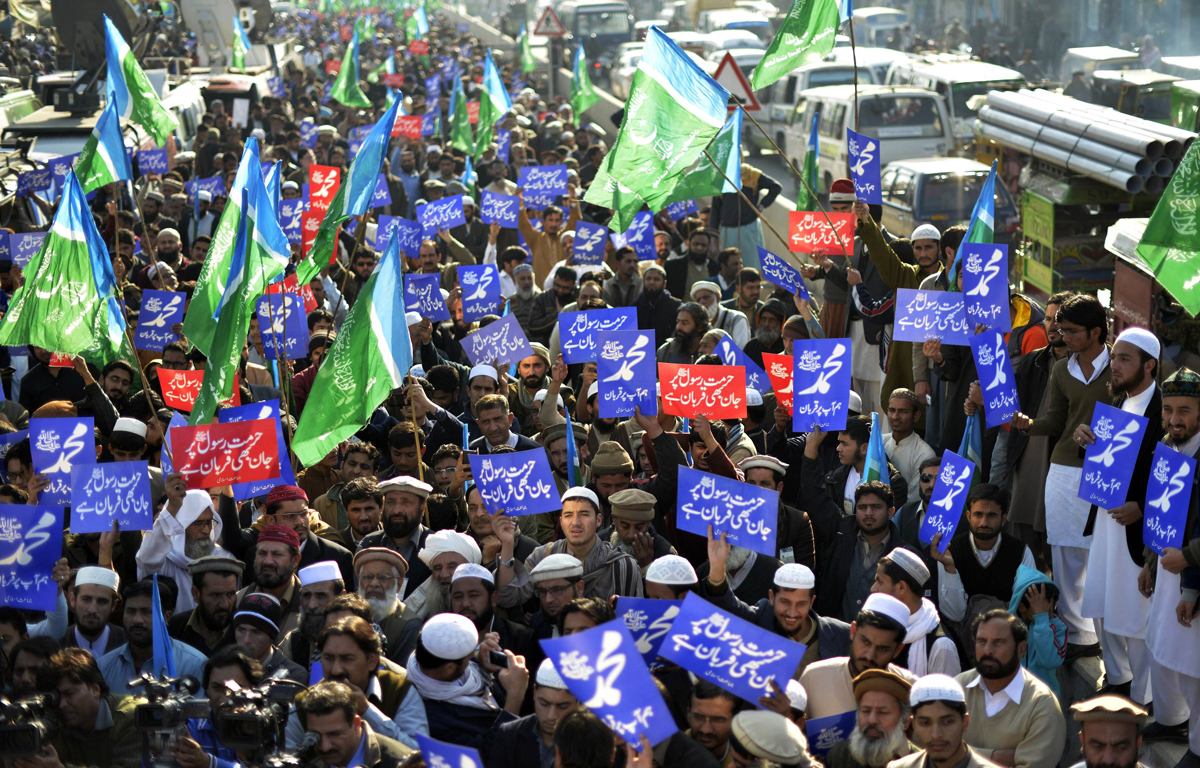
[746,388,764,407]
[530,553,584,582]
[420,613,479,660]
[690,281,721,300]
[886,548,930,587]
[535,658,568,689]
[452,563,494,584]
[251,128,266,141]
[406,311,423,327]
[738,455,790,475]
[378,476,433,499]
[1115,326,1161,360]
[113,417,147,439]
[533,389,565,407]
[158,228,181,241]
[587,381,598,400]
[730,711,808,764]
[418,530,483,567]
[561,486,600,511]
[773,563,815,590]
[198,190,213,202]
[76,566,119,593]
[440,289,450,301]
[861,592,911,630]
[646,555,697,586]
[909,674,966,706]
[785,679,807,711]
[848,390,863,414]
[282,181,300,190]
[298,561,342,586]
[910,224,940,242]
[469,364,499,384]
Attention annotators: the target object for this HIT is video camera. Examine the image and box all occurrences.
[0,691,61,760]
[131,673,209,768]
[215,677,309,767]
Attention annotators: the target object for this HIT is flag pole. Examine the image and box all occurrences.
[329,211,370,322]
[848,19,860,130]
[408,373,429,527]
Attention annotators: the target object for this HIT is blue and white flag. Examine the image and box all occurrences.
[256,293,310,360]
[573,220,609,265]
[661,593,805,705]
[962,244,1010,331]
[336,94,403,220]
[375,215,421,256]
[921,449,975,550]
[1079,403,1149,509]
[371,174,392,209]
[596,329,657,418]
[480,190,518,228]
[948,160,997,285]
[134,289,185,351]
[792,339,852,432]
[151,573,175,677]
[714,336,771,394]
[863,412,890,486]
[418,194,467,238]
[617,597,682,668]
[677,465,778,556]
[404,274,451,322]
[518,165,568,210]
[757,246,809,300]
[415,735,483,768]
[539,619,678,747]
[893,288,970,345]
[468,449,562,516]
[69,461,152,533]
[1144,443,1195,555]
[617,211,655,261]
[137,149,169,175]
[420,112,439,137]
[969,331,1018,427]
[30,417,94,507]
[458,265,503,321]
[9,233,45,268]
[462,314,535,367]
[847,127,882,204]
[560,308,638,364]
[218,400,294,501]
[0,505,64,611]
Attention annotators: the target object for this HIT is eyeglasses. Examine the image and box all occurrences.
[360,573,397,585]
[188,518,214,531]
[687,712,730,726]
[275,512,307,523]
[919,473,936,483]
[434,467,456,475]
[1058,326,1086,337]
[534,584,574,599]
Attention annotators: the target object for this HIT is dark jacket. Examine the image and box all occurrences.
[696,553,782,606]
[664,255,719,300]
[72,382,121,437]
[424,699,505,751]
[636,289,683,352]
[700,577,852,661]
[1007,345,1061,471]
[486,713,541,768]
[527,291,566,346]
[820,235,891,342]
[19,363,87,416]
[776,502,818,571]
[471,433,541,454]
[62,624,127,656]
[227,511,357,592]
[168,609,234,656]
[660,732,721,768]
[492,615,539,668]
[709,173,782,228]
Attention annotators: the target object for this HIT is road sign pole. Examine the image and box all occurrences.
[548,38,557,104]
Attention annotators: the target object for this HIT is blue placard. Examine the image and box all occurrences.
[421,112,439,137]
[618,211,655,261]
[792,339,852,432]
[0,505,64,611]
[424,75,441,98]
[134,289,185,351]
[573,220,609,265]
[847,127,882,204]
[970,330,1018,428]
[462,314,535,367]
[218,400,294,501]
[10,233,45,267]
[660,592,805,705]
[300,121,319,149]
[458,264,502,321]
[806,711,857,758]
[1144,443,1195,556]
[540,619,678,747]
[404,273,451,322]
[893,288,970,345]
[479,189,518,228]
[49,154,79,188]
[370,174,391,209]
[256,293,311,360]
[376,215,422,256]
[518,165,568,209]
[456,22,470,32]
[0,232,11,263]
[280,199,307,244]
[666,200,698,220]
[185,175,227,200]
[921,449,975,550]
[415,735,483,768]
[617,597,682,668]
[1078,402,1149,509]
[137,149,169,175]
[29,417,95,507]
[268,75,285,98]
[714,336,771,394]
[962,244,1011,332]
[418,194,467,238]
[497,129,511,162]
[596,329,658,418]
[17,167,52,197]
[757,246,810,300]
[676,465,778,556]
[0,430,28,482]
[69,461,153,533]
[560,307,638,364]
[348,139,363,159]
[468,449,562,516]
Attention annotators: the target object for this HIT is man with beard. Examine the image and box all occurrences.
[137,484,233,613]
[168,556,243,655]
[518,193,579,285]
[955,610,1066,767]
[106,418,165,500]
[637,264,683,348]
[869,549,959,677]
[154,227,183,267]
[451,563,535,661]
[685,681,744,767]
[471,395,540,454]
[722,269,765,335]
[412,530,483,618]
[279,561,346,671]
[337,476,384,551]
[1069,696,1149,768]
[930,484,1036,633]
[354,548,420,664]
[1072,328,1162,706]
[603,246,644,308]
[691,281,750,348]
[598,488,676,572]
[508,264,541,331]
[394,151,420,217]
[236,525,304,641]
[63,566,126,656]
[890,675,1001,768]
[824,670,915,768]
[529,267,578,346]
[98,577,207,695]
[358,476,435,598]
[526,555,585,641]
[232,591,306,681]
[509,344,555,435]
[95,360,133,414]
[241,485,356,588]
[487,658,579,768]
[665,229,720,300]
[657,302,711,364]
[314,442,380,533]
[540,421,590,500]
[742,299,787,369]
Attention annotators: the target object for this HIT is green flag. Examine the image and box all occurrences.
[75,100,133,194]
[570,46,599,118]
[449,78,475,156]
[749,0,840,91]
[1137,140,1200,314]
[519,23,536,74]
[329,21,372,109]
[474,51,512,158]
[232,16,252,70]
[795,112,820,211]
[663,110,742,206]
[366,57,388,84]
[105,16,179,146]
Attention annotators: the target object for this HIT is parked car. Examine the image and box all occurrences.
[877,158,1020,246]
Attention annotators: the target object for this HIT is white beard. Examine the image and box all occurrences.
[185,537,215,559]
[726,546,752,574]
[706,303,719,321]
[847,723,908,768]
[360,583,402,623]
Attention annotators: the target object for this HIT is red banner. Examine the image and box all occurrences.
[467,102,480,124]
[658,363,747,419]
[170,419,280,489]
[308,165,342,215]
[409,40,429,55]
[160,370,240,411]
[339,25,352,41]
[301,212,323,257]
[325,60,343,75]
[265,274,319,313]
[49,352,73,368]
[384,73,405,88]
[788,211,855,255]
[392,115,423,139]
[762,353,794,415]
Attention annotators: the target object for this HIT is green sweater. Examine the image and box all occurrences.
[1027,353,1112,467]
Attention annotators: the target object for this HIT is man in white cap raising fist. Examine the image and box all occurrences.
[486,659,578,768]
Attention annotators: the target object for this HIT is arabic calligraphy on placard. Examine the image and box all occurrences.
[677,466,778,556]
[169,419,280,489]
[658,363,747,418]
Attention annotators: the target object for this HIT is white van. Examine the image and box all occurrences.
[823,46,910,88]
[850,7,908,47]
[885,57,1024,151]
[696,8,773,44]
[782,85,955,194]
[748,61,873,155]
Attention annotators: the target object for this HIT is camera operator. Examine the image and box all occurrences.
[170,645,267,768]
[296,680,415,768]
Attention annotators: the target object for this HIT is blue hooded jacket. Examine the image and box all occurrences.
[1008,564,1068,697]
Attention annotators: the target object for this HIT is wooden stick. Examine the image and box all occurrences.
[329,211,370,321]
[849,19,860,131]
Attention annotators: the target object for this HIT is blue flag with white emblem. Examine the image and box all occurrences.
[573,220,610,265]
[69,461,152,533]
[457,265,503,321]
[30,417,94,507]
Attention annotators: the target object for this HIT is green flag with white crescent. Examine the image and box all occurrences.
[474,50,512,158]
[449,77,475,156]
[519,23,536,74]
[104,14,179,146]
[329,21,372,109]
[232,16,252,70]
[662,110,742,206]
[570,45,599,118]
[1137,140,1200,314]
[74,99,133,194]
[749,0,840,91]
[796,112,820,211]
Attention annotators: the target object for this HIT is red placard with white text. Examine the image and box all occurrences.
[170,419,279,489]
[308,165,342,215]
[338,25,352,41]
[265,274,319,313]
[392,115,423,139]
[301,212,323,257]
[384,73,405,88]
[788,211,855,255]
[409,40,429,55]
[160,370,241,411]
[326,60,342,75]
[762,353,794,414]
[467,102,480,124]
[658,363,747,419]
[49,353,73,368]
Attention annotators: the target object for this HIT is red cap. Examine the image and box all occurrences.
[829,178,857,202]
[265,485,308,506]
[258,524,301,549]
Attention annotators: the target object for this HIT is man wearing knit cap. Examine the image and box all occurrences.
[890,675,1000,768]
[65,566,126,656]
[487,659,579,768]
[1074,326,1162,706]
[599,488,677,571]
[824,670,915,768]
[136,487,232,613]
[411,530,482,618]
[233,591,306,681]
[279,561,347,669]
[870,548,960,677]
[1069,695,1149,768]
[167,555,244,656]
[645,554,698,599]
[359,476,435,598]
[729,710,814,768]
[693,281,751,348]
[236,524,304,641]
[525,554,586,640]
[242,484,356,590]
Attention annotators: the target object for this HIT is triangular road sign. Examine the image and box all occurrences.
[713,53,762,112]
[533,7,567,36]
